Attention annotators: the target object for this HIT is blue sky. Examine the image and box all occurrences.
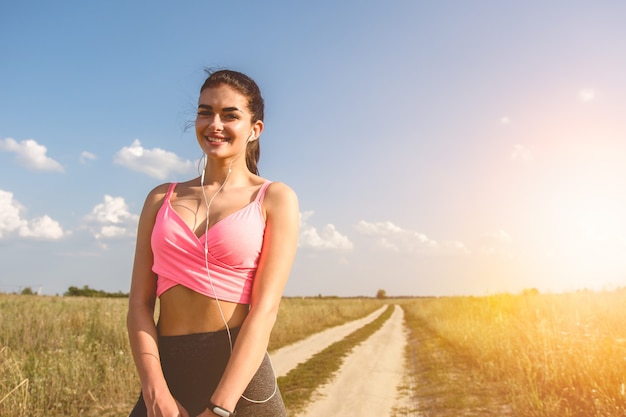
[2,1,626,296]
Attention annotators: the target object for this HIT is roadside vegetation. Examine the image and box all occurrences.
[0,293,382,417]
[401,290,626,417]
[270,297,384,350]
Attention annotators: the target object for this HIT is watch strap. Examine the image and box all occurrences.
[209,401,236,417]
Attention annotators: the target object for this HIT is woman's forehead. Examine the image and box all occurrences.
[199,85,248,107]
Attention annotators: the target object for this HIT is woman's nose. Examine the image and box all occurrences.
[208,115,223,130]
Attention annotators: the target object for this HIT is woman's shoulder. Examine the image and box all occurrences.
[256,175,296,197]
[146,182,173,200]
[141,182,176,212]
[264,180,295,194]
[263,180,298,211]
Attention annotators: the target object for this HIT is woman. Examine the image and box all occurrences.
[127,69,299,417]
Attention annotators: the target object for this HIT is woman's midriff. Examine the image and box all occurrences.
[157,285,249,336]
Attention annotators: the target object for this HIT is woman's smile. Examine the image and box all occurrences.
[206,135,231,144]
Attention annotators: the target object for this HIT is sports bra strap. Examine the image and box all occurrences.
[165,182,178,201]
[255,181,272,204]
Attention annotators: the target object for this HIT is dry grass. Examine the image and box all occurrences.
[401,290,626,417]
[0,295,135,417]
[0,294,382,417]
[270,297,384,350]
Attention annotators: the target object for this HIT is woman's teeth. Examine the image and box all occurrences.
[207,137,229,143]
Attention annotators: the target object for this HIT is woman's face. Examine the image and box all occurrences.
[195,84,261,161]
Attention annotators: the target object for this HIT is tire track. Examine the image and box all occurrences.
[296,305,409,416]
[270,305,388,378]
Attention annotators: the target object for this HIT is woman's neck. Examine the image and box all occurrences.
[201,159,250,187]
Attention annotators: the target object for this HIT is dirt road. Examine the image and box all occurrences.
[270,305,411,416]
[270,305,388,378]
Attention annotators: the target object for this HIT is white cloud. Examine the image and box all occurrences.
[85,195,139,240]
[578,88,596,102]
[355,220,440,254]
[299,211,353,250]
[80,151,97,164]
[500,116,511,125]
[0,189,65,240]
[511,144,533,162]
[354,220,470,256]
[114,139,195,179]
[353,220,403,236]
[0,190,25,238]
[377,237,400,251]
[88,195,137,224]
[19,215,65,240]
[0,138,64,172]
[98,225,129,239]
[441,240,471,255]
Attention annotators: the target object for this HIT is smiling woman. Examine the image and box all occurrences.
[127,69,299,417]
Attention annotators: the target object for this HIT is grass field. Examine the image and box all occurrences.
[400,290,626,417]
[0,294,382,417]
[3,291,626,417]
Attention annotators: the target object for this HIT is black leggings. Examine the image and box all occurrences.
[129,328,286,417]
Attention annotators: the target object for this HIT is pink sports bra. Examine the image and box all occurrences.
[151,181,272,304]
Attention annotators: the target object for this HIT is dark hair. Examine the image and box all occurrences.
[200,69,264,175]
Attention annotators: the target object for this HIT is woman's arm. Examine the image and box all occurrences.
[208,181,299,413]
[127,184,189,417]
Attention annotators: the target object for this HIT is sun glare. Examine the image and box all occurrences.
[541,184,626,291]
[565,196,623,241]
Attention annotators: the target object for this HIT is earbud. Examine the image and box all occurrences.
[247,130,255,142]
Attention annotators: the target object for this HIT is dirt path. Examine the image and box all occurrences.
[295,305,410,416]
[270,305,388,378]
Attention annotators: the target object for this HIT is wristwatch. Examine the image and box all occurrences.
[209,402,236,417]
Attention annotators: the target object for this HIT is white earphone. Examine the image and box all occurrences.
[198,128,277,404]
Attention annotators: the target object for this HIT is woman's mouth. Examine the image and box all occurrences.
[206,136,230,143]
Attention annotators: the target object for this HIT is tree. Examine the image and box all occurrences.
[21,287,35,295]
[64,285,128,298]
[376,289,387,299]
[522,288,540,296]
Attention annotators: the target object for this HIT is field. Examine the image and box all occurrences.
[2,291,626,416]
[0,294,382,417]
[400,290,626,416]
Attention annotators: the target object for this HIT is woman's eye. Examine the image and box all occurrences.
[197,111,212,117]
[225,114,239,120]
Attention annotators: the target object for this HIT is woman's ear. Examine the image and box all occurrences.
[250,120,264,141]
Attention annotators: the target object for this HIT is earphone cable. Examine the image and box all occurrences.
[200,151,277,404]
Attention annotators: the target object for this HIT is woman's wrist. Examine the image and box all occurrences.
[208,401,236,416]
[141,380,171,404]
[209,389,239,413]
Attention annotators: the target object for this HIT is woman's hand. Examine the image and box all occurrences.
[195,408,217,417]
[146,394,190,417]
